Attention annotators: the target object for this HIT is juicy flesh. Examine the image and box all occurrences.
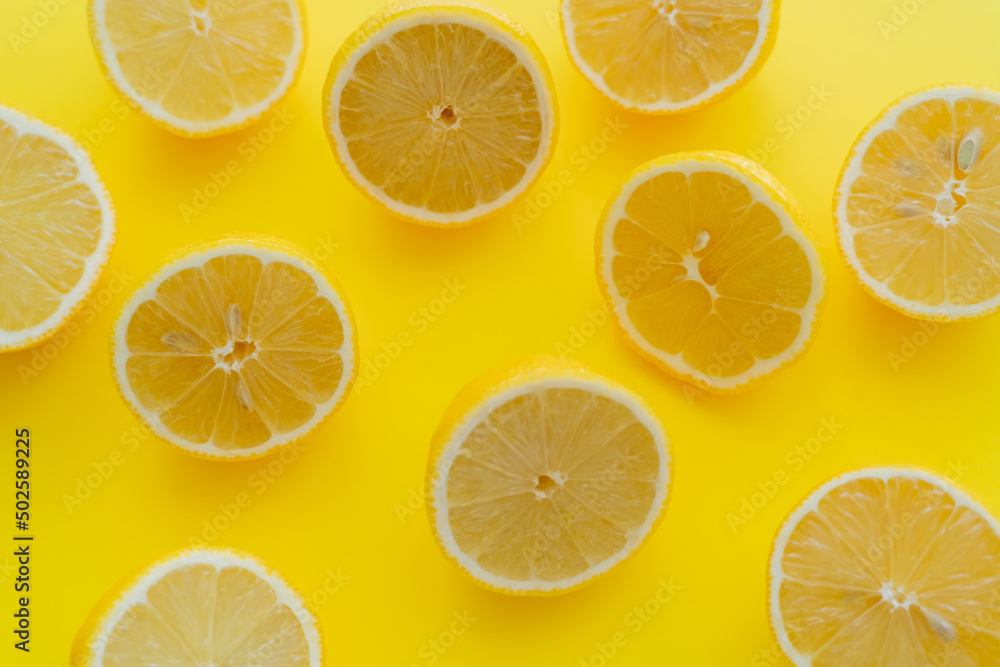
[845,96,1000,308]
[777,475,1000,665]
[124,255,346,450]
[102,0,297,123]
[0,118,104,334]
[103,563,311,667]
[338,22,544,214]
[445,387,661,582]
[566,0,763,106]
[610,170,811,378]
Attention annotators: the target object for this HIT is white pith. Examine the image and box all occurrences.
[0,106,115,349]
[84,548,322,667]
[326,8,556,225]
[835,85,1000,320]
[600,157,826,391]
[111,242,355,459]
[430,375,672,593]
[561,0,776,113]
[90,0,305,135]
[768,466,1000,666]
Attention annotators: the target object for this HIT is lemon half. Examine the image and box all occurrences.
[596,151,826,393]
[0,106,115,352]
[323,0,558,226]
[89,0,306,137]
[111,236,357,460]
[769,467,1000,665]
[72,547,323,667]
[426,357,672,595]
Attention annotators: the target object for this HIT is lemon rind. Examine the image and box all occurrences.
[0,105,116,351]
[88,0,307,137]
[597,151,827,393]
[427,362,672,595]
[834,83,1000,321]
[560,0,779,114]
[110,239,357,460]
[75,547,323,667]
[767,465,1000,666]
[323,1,558,226]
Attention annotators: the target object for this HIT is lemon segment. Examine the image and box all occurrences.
[71,548,323,667]
[835,85,1000,320]
[0,106,115,352]
[426,357,671,595]
[323,1,558,226]
[89,0,306,136]
[596,151,826,393]
[561,0,779,114]
[111,237,356,460]
[769,468,1000,666]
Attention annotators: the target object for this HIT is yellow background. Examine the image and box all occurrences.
[3,0,1000,664]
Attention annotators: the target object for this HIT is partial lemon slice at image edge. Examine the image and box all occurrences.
[89,0,306,137]
[835,84,1000,321]
[768,467,1000,666]
[596,151,826,394]
[111,236,357,460]
[323,0,558,226]
[561,0,779,114]
[0,106,115,352]
[426,357,672,595]
[71,547,323,667]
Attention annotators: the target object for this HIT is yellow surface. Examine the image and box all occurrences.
[2,0,1000,665]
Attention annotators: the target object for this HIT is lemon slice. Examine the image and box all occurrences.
[89,0,306,137]
[596,151,826,393]
[0,106,115,352]
[561,0,779,114]
[769,467,1000,666]
[72,548,323,667]
[835,85,1000,321]
[323,1,558,226]
[111,237,356,460]
[426,357,671,595]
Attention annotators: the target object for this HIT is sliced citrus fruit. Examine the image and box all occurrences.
[323,1,558,226]
[596,151,826,393]
[89,0,306,136]
[72,547,323,667]
[0,106,115,352]
[835,85,1000,321]
[560,0,779,114]
[426,357,671,595]
[111,237,356,460]
[769,467,1000,666]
